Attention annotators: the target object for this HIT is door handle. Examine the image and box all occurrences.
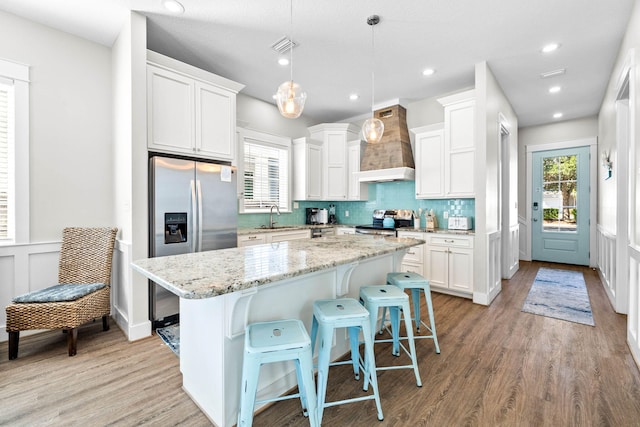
[532,218,538,222]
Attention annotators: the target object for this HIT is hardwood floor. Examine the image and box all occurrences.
[2,261,640,426]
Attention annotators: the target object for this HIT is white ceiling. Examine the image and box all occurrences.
[0,0,634,127]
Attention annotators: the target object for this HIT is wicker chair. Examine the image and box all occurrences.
[6,227,118,359]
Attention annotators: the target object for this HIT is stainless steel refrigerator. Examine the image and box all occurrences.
[149,155,238,328]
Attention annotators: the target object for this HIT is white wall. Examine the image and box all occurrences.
[237,93,315,138]
[0,10,114,242]
[517,117,598,221]
[474,61,518,305]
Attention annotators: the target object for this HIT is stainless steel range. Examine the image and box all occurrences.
[355,209,414,236]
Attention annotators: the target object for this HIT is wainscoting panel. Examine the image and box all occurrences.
[628,245,640,369]
[0,242,61,341]
[518,216,529,261]
[504,224,520,279]
[597,226,618,312]
[487,231,502,305]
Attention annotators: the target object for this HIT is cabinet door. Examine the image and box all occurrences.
[307,143,323,200]
[415,128,445,198]
[324,133,347,200]
[425,246,448,289]
[335,227,355,235]
[268,230,310,243]
[147,66,194,154]
[196,82,235,162]
[347,140,368,201]
[444,99,475,197]
[448,247,474,292]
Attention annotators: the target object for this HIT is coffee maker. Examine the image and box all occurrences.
[306,208,319,225]
[328,204,337,224]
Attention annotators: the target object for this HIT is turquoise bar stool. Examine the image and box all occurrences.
[310,298,383,424]
[386,271,440,354]
[238,319,318,427]
[359,285,422,387]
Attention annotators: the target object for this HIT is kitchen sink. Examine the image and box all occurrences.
[257,225,299,230]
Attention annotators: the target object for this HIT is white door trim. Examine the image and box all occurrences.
[525,137,598,266]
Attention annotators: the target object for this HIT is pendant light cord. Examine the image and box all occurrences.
[289,0,294,83]
[370,20,375,116]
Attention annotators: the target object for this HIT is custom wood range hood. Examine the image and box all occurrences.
[358,104,415,182]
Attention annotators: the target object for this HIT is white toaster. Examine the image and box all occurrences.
[447,216,473,230]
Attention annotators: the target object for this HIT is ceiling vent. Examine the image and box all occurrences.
[271,36,298,54]
[540,68,566,79]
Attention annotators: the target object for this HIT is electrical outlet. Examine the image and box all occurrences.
[443,211,449,219]
[293,201,299,209]
[345,210,349,217]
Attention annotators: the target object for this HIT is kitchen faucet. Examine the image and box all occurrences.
[269,205,280,228]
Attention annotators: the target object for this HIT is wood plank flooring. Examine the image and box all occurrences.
[2,261,640,426]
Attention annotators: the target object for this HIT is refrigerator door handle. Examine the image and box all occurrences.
[190,179,197,253]
[196,179,203,252]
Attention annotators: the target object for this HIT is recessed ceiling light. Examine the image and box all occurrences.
[272,94,277,100]
[349,93,359,101]
[553,112,563,119]
[422,68,436,76]
[162,0,185,14]
[542,43,560,53]
[278,58,290,66]
[549,86,562,94]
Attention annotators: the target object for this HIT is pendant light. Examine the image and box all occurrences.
[362,15,384,144]
[276,0,306,118]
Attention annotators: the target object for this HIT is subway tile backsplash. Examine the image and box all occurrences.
[238,180,475,229]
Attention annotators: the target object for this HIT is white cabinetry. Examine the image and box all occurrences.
[397,231,425,276]
[429,89,475,198]
[293,138,323,201]
[347,140,368,201]
[425,234,474,295]
[306,123,360,201]
[411,124,444,199]
[146,51,244,163]
[237,233,267,247]
[238,229,310,247]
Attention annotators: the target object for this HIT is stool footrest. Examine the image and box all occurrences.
[255,392,302,406]
[324,394,378,408]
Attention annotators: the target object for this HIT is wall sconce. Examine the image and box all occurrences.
[601,151,612,180]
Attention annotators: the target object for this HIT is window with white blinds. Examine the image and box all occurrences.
[242,136,290,212]
[0,79,14,240]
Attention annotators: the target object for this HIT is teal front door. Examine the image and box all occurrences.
[531,147,590,265]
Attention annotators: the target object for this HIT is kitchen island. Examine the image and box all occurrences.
[132,234,422,427]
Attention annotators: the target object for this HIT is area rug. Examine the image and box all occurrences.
[156,324,180,357]
[521,268,594,326]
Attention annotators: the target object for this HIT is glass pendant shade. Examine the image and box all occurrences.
[276,80,306,119]
[362,116,384,144]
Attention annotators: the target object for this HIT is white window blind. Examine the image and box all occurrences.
[0,79,14,240]
[243,137,289,212]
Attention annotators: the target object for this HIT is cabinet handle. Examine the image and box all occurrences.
[445,239,454,243]
[248,236,257,240]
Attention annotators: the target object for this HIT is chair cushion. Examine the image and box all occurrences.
[12,283,107,303]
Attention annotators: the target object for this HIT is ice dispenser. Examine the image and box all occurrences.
[164,212,187,244]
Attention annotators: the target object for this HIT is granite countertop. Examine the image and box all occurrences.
[132,234,423,299]
[397,227,475,236]
[238,224,354,235]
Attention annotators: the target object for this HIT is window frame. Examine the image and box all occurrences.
[237,127,291,214]
[0,58,29,245]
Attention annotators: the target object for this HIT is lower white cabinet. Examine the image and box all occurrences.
[397,231,425,276]
[238,229,310,247]
[425,234,474,295]
[397,231,474,297]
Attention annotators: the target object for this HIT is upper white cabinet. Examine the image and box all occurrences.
[293,137,323,201]
[435,89,476,198]
[347,140,368,201]
[412,123,445,199]
[146,51,244,163]
[307,123,360,201]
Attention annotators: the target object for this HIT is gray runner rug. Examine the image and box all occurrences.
[521,267,594,326]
